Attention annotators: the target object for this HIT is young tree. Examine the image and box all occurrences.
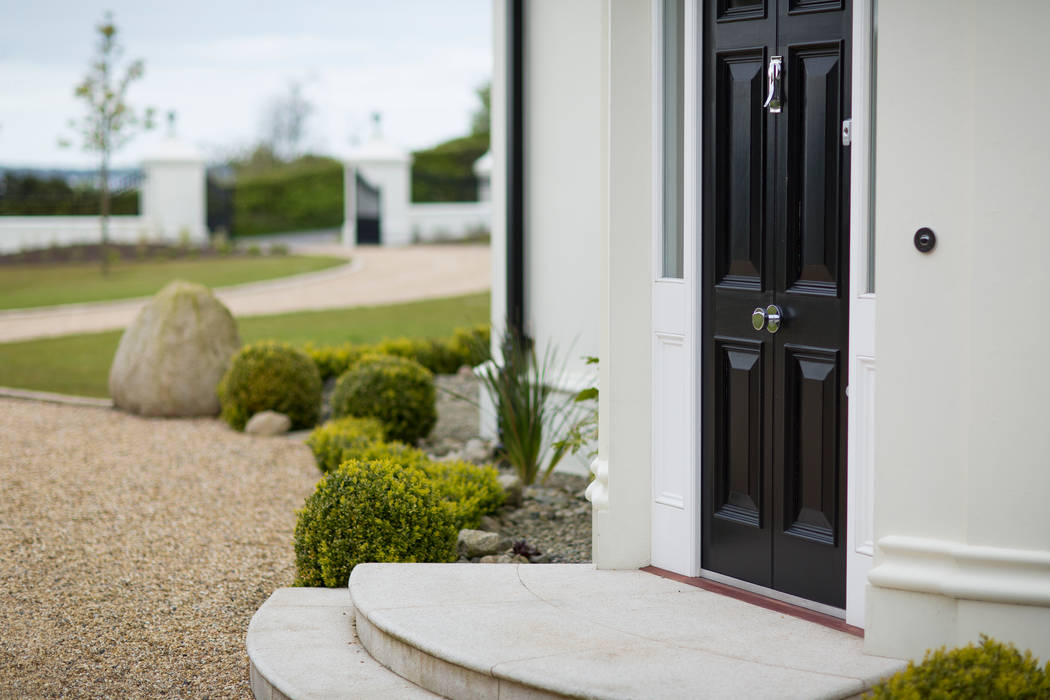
[261,80,314,162]
[61,12,154,273]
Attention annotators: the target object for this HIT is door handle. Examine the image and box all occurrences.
[763,56,783,114]
[751,305,784,334]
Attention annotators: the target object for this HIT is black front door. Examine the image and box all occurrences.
[701,0,851,608]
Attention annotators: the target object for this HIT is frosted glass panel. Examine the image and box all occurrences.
[662,0,684,279]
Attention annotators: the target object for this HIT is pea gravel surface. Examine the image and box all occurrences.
[0,398,320,699]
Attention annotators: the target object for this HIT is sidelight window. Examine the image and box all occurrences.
[660,0,685,279]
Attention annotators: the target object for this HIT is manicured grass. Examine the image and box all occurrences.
[0,255,346,310]
[0,293,490,398]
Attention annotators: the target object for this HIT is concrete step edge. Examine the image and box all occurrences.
[352,600,571,700]
[246,587,439,700]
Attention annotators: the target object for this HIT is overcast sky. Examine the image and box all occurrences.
[0,0,492,168]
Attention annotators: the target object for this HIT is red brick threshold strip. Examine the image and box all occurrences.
[642,566,863,638]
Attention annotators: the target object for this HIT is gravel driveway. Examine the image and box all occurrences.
[0,398,319,698]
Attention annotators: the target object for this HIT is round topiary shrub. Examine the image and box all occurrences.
[318,437,505,530]
[331,354,437,443]
[293,458,458,587]
[217,341,322,431]
[869,635,1050,699]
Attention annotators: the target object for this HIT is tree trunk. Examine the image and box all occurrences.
[100,156,110,275]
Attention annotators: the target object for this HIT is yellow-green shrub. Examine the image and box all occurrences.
[302,342,365,380]
[422,459,504,530]
[301,324,492,380]
[449,323,490,368]
[306,416,386,473]
[293,459,458,587]
[217,341,321,430]
[305,429,505,530]
[868,635,1050,699]
[331,354,437,443]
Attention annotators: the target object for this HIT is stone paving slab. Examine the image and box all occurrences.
[349,563,907,700]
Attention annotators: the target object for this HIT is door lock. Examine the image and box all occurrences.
[751,305,784,334]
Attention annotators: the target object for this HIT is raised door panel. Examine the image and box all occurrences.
[782,346,840,545]
[713,339,764,527]
[785,43,843,295]
[715,50,766,289]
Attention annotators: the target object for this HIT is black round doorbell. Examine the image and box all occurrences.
[914,227,936,253]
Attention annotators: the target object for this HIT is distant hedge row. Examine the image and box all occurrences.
[411,133,488,203]
[231,158,344,237]
[0,173,138,216]
[224,128,491,237]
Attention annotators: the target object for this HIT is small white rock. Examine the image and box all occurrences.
[244,411,292,436]
[463,438,490,462]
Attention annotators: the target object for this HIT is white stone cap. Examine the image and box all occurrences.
[473,150,492,177]
[344,134,412,165]
[141,134,203,165]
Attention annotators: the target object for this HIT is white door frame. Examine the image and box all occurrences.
[649,0,876,628]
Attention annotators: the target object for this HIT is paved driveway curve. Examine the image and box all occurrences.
[0,244,491,342]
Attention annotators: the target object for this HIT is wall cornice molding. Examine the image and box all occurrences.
[869,536,1050,607]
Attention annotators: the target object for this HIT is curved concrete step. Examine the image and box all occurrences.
[349,563,906,700]
[246,587,438,700]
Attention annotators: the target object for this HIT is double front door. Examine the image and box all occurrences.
[700,0,851,608]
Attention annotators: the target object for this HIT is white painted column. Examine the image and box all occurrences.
[592,0,653,570]
[473,151,492,202]
[141,138,206,242]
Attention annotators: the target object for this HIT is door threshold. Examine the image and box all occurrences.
[642,566,862,637]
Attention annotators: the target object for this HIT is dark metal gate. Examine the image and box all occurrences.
[355,172,381,245]
[206,173,234,237]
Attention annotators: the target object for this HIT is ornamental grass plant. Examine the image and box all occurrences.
[476,326,582,486]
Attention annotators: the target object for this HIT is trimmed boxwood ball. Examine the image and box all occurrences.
[217,341,322,431]
[293,458,458,587]
[869,635,1050,699]
[313,436,504,530]
[331,354,437,443]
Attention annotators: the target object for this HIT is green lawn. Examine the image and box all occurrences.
[0,255,346,310]
[0,292,490,398]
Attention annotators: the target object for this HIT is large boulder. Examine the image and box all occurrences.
[109,281,241,417]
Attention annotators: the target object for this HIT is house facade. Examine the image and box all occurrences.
[489,0,1050,660]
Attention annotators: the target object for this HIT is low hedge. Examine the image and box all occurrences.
[217,341,322,430]
[868,635,1050,699]
[232,159,344,237]
[331,354,437,444]
[303,324,490,380]
[304,423,504,529]
[293,459,458,587]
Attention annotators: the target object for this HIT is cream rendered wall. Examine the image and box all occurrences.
[866,0,1050,660]
[484,0,604,471]
[521,0,603,379]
